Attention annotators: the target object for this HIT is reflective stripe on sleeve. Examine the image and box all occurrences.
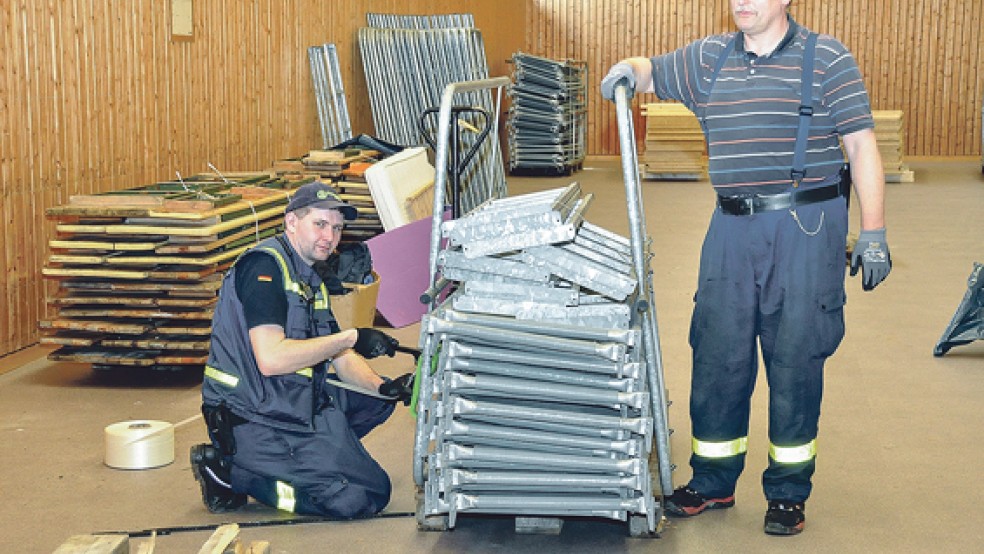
[204,365,239,388]
[770,440,817,464]
[692,436,749,458]
[276,481,296,512]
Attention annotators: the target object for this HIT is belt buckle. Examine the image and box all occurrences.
[744,198,757,215]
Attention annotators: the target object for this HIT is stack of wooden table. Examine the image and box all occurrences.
[872,110,915,183]
[640,103,707,180]
[40,174,303,370]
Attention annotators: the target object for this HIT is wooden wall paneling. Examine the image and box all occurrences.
[524,0,984,159]
[0,0,528,356]
[1,3,13,350]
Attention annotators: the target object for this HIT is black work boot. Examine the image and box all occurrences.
[764,500,806,535]
[190,443,247,513]
[664,486,736,517]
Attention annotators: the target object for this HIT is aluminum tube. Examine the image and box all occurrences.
[412,326,441,486]
[442,435,629,459]
[449,491,649,515]
[446,372,648,410]
[424,317,625,361]
[445,354,634,391]
[449,397,651,435]
[443,419,640,456]
[442,444,644,475]
[442,309,639,346]
[614,84,674,495]
[445,340,624,376]
[307,47,330,149]
[444,469,645,493]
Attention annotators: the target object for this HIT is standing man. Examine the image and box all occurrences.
[601,0,891,536]
[191,181,414,518]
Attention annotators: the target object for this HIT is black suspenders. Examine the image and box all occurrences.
[705,31,819,186]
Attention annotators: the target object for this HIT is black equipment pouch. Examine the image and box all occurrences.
[840,164,852,209]
[202,403,245,457]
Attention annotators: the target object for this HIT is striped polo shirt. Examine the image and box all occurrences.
[650,17,874,196]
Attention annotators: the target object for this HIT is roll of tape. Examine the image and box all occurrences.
[104,420,175,470]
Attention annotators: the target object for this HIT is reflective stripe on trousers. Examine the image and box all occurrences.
[693,437,748,458]
[277,481,296,512]
[693,437,817,464]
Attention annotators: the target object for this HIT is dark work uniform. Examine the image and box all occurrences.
[202,236,394,517]
[649,17,871,502]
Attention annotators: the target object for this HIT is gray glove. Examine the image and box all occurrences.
[600,62,636,102]
[850,228,892,291]
[353,328,398,359]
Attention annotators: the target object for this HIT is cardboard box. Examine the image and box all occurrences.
[331,271,380,329]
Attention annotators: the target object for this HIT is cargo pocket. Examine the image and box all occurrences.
[815,288,846,358]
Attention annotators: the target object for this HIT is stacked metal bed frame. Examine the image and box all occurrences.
[358,13,506,214]
[507,52,588,176]
[412,80,671,537]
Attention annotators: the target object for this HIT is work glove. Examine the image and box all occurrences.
[353,328,398,359]
[600,62,636,102]
[378,372,414,406]
[850,228,892,291]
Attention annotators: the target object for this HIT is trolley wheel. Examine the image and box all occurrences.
[628,514,662,538]
[415,488,450,532]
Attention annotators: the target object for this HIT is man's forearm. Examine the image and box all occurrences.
[249,325,358,376]
[332,351,386,392]
[842,128,886,231]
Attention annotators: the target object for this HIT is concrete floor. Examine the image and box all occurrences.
[2,158,982,553]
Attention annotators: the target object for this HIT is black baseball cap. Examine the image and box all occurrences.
[285,181,357,221]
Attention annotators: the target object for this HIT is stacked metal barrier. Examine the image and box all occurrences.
[307,43,353,149]
[414,184,665,535]
[507,52,587,175]
[358,13,506,214]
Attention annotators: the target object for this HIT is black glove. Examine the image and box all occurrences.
[600,62,636,102]
[378,372,414,406]
[353,328,398,359]
[850,228,892,291]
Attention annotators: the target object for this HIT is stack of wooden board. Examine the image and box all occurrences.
[40,175,302,370]
[302,148,381,178]
[640,102,707,180]
[272,153,385,241]
[872,110,915,182]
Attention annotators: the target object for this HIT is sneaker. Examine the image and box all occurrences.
[190,443,247,513]
[664,486,735,517]
[764,500,806,535]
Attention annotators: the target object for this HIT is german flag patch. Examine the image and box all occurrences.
[257,275,273,282]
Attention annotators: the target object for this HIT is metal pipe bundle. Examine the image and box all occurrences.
[358,14,506,214]
[307,43,353,149]
[506,52,588,175]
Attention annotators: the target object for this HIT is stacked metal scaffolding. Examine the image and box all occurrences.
[308,43,353,149]
[414,185,664,535]
[412,79,670,536]
[358,13,506,214]
[506,52,587,175]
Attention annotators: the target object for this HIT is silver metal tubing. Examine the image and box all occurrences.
[444,340,625,376]
[442,308,640,346]
[423,317,626,361]
[614,84,673,495]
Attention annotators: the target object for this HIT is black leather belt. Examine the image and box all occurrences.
[717,178,849,216]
